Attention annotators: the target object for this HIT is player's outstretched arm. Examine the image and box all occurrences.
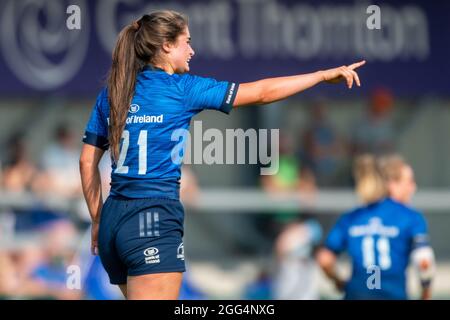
[233,60,366,108]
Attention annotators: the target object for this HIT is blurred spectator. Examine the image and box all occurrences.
[83,255,123,300]
[12,243,45,298]
[180,165,200,207]
[0,132,63,237]
[0,249,18,299]
[1,133,37,193]
[179,165,208,299]
[351,88,395,156]
[301,102,347,186]
[178,271,207,300]
[0,220,82,299]
[261,134,316,229]
[15,219,82,299]
[258,134,318,255]
[34,124,82,198]
[261,134,316,196]
[273,218,322,300]
[243,269,273,300]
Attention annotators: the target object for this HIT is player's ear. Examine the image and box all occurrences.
[161,41,174,54]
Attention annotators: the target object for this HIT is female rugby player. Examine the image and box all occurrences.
[317,155,435,299]
[79,10,365,299]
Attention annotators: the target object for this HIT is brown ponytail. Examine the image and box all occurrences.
[108,24,141,161]
[107,11,188,161]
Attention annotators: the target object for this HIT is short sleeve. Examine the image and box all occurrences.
[410,211,430,250]
[183,74,239,114]
[82,88,109,150]
[325,215,349,254]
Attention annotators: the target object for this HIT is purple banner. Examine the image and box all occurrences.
[0,0,449,98]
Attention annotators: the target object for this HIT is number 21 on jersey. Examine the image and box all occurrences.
[115,130,148,175]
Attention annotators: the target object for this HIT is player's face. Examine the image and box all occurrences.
[401,165,417,202]
[391,165,417,203]
[169,27,195,74]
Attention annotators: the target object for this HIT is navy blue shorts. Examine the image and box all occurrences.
[98,196,185,285]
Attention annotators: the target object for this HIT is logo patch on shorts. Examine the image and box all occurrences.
[177,243,184,260]
[144,247,160,264]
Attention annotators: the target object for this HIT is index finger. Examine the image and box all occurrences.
[348,60,366,70]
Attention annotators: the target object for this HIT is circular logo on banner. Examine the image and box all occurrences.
[0,0,89,90]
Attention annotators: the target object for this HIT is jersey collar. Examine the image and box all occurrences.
[142,64,166,72]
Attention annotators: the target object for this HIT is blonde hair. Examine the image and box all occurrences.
[353,154,410,204]
[353,154,386,204]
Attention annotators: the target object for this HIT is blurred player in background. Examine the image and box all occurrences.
[79,10,365,299]
[273,217,322,300]
[317,155,435,299]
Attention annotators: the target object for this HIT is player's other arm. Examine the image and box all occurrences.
[233,60,365,107]
[79,144,105,254]
[80,144,105,222]
[316,248,346,292]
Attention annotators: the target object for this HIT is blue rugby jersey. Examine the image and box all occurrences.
[83,65,239,199]
[325,197,430,300]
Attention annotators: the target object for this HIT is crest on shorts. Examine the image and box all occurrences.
[144,247,160,264]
